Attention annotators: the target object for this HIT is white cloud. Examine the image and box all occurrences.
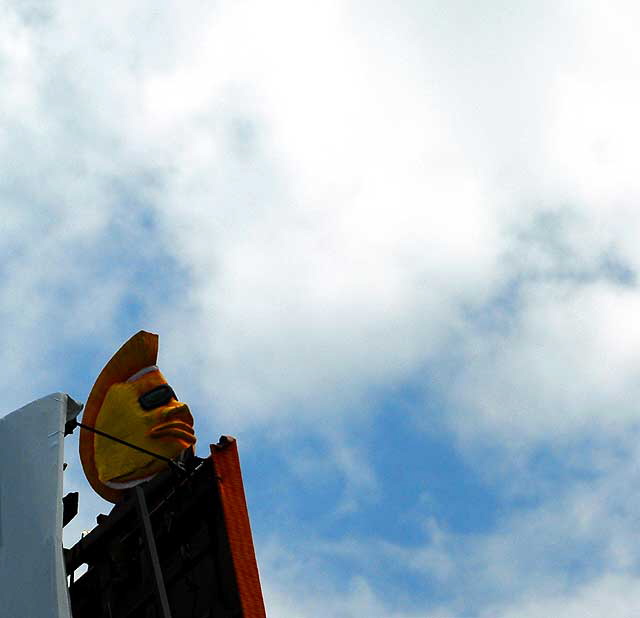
[488,575,640,618]
[259,537,436,618]
[132,0,505,430]
[447,279,640,445]
[127,0,640,447]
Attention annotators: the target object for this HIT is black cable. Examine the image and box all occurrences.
[69,420,186,474]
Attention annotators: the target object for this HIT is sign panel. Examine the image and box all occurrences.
[0,393,78,618]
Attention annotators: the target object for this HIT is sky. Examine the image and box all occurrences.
[3,1,640,615]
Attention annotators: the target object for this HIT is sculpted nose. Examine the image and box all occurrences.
[162,402,193,425]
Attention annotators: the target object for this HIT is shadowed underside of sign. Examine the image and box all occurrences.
[66,437,266,618]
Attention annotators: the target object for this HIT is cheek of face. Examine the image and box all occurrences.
[93,381,194,484]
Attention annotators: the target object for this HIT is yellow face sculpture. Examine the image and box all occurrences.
[80,331,197,502]
[94,368,195,486]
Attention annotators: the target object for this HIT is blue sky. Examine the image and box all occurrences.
[3,1,640,615]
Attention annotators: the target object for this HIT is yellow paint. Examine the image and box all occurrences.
[94,369,196,485]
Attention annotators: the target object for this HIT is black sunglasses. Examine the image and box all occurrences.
[138,384,177,410]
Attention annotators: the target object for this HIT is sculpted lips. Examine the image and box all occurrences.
[148,404,195,443]
[149,420,196,443]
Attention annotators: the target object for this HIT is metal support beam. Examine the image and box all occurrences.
[134,486,173,618]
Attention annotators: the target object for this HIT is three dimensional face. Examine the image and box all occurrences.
[80,331,197,502]
[94,367,195,487]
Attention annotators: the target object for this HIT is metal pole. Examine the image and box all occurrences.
[134,486,173,618]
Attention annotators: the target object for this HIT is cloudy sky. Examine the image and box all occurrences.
[3,0,640,615]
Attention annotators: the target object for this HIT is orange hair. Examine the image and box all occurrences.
[79,331,158,502]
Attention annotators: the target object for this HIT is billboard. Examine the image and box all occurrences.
[0,393,81,618]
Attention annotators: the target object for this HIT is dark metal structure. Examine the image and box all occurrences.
[65,437,265,618]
